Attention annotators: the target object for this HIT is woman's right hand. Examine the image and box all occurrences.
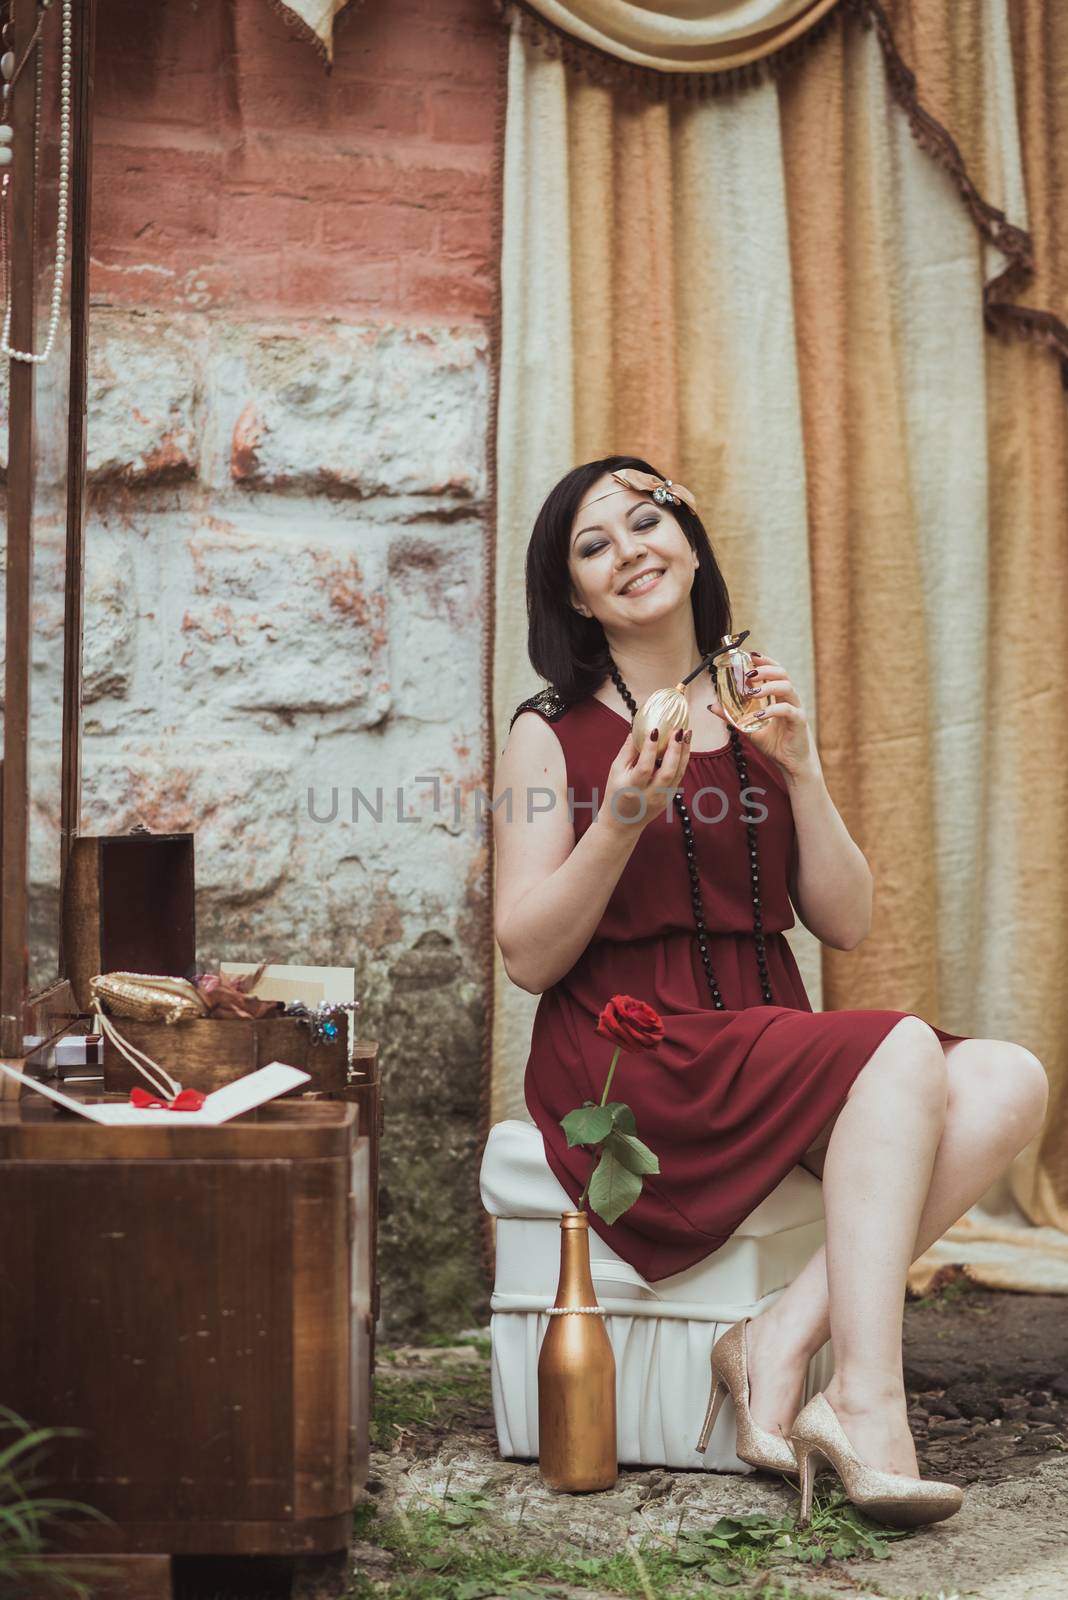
[599,725,693,834]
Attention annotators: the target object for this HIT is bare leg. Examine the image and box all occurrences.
[745,1036,1049,1472]
[783,1017,949,1473]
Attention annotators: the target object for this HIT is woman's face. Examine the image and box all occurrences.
[567,473,699,628]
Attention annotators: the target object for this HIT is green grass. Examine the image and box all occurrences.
[909,1279,975,1314]
[419,1334,493,1360]
[370,1367,492,1451]
[347,1482,913,1600]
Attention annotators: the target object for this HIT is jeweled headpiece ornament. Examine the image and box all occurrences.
[579,467,698,515]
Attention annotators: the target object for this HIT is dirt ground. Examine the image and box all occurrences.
[175,1281,1068,1600]
[900,1275,1068,1490]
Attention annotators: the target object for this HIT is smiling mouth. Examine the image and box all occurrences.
[619,568,666,596]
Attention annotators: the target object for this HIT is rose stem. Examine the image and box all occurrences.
[578,1044,622,1210]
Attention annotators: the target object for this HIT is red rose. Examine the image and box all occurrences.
[595,994,664,1053]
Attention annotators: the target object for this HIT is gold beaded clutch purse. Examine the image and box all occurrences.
[89,971,209,1025]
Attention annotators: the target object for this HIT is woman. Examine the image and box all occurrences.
[492,455,1048,1526]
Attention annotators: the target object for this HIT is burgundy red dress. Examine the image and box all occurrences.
[513,688,966,1282]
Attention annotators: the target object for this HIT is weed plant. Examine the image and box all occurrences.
[0,1405,110,1598]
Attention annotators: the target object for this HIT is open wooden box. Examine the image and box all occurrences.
[62,833,197,1012]
[61,833,352,1094]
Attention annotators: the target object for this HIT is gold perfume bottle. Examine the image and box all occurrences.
[713,632,773,733]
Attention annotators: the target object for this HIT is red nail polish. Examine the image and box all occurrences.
[674,728,684,742]
[650,727,659,740]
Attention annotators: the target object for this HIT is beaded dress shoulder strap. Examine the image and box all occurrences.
[509,687,569,732]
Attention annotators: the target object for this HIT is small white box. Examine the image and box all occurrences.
[55,1034,104,1070]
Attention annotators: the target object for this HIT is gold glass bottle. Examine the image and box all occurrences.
[537,1212,618,1492]
[713,632,773,733]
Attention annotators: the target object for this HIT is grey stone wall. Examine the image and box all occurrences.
[36,309,492,1335]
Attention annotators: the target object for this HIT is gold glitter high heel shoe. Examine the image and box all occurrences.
[695,1317,798,1473]
[789,1392,964,1528]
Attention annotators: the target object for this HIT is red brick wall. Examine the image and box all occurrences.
[91,0,501,320]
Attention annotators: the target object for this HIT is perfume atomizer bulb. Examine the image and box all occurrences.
[630,685,690,756]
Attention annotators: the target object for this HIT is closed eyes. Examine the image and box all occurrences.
[579,517,659,557]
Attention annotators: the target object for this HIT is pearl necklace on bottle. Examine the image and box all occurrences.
[0,0,72,366]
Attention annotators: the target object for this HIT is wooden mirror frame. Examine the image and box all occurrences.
[0,0,96,1066]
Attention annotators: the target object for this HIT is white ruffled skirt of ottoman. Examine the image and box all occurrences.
[482,1120,835,1472]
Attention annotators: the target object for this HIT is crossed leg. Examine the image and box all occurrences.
[743,1030,1049,1476]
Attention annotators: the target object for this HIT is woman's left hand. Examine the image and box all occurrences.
[708,652,816,779]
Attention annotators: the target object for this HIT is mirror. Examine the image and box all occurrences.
[0,0,91,1057]
[26,0,74,995]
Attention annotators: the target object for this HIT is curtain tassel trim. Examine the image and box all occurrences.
[849,0,1068,386]
[494,0,848,102]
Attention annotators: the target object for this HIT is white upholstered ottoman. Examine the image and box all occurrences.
[480,1119,835,1471]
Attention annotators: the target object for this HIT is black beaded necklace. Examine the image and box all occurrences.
[608,658,774,1010]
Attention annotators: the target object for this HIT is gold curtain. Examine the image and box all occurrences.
[488,2,1068,1291]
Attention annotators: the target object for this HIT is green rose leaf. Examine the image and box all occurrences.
[604,1129,660,1176]
[561,1105,614,1148]
[604,1101,637,1134]
[588,1146,642,1225]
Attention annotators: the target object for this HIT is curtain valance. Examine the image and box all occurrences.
[501,0,844,70]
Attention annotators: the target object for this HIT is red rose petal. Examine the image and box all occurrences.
[129,1086,168,1109]
[169,1089,207,1112]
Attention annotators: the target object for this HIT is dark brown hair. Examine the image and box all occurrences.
[524,455,733,703]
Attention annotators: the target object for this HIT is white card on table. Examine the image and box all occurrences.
[0,1061,311,1125]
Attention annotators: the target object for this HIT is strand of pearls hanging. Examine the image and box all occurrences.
[0,0,71,365]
